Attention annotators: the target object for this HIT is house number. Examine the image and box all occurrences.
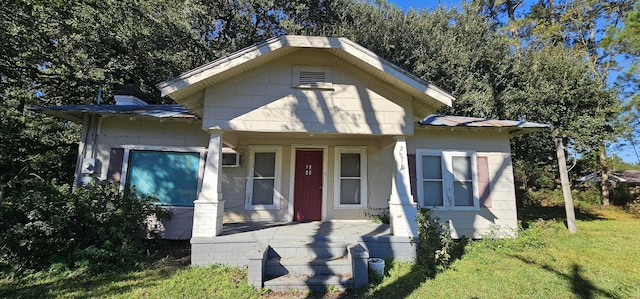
[305,164,312,175]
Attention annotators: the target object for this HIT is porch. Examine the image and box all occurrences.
[190,221,416,290]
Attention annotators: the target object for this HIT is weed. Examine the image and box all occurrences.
[413,208,457,276]
[364,208,390,224]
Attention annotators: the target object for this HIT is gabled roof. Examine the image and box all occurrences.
[419,114,551,135]
[28,105,197,123]
[157,35,455,116]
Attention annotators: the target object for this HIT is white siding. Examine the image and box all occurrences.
[201,49,414,135]
[409,128,518,238]
[94,117,209,240]
[221,135,394,222]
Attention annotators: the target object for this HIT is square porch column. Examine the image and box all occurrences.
[389,137,418,238]
[192,130,225,238]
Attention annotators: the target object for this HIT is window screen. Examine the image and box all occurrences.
[340,153,361,205]
[251,152,276,205]
[452,156,473,206]
[126,151,200,206]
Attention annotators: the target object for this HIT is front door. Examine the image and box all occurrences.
[294,150,323,222]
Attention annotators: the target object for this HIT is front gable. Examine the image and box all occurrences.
[202,48,414,135]
[158,36,455,135]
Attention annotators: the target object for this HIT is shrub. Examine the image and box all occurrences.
[364,208,390,224]
[413,208,458,276]
[0,180,169,274]
[573,187,601,206]
[626,199,640,215]
[478,221,548,252]
[611,183,637,206]
[519,189,564,208]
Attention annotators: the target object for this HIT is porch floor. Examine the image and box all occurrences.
[217,220,392,243]
[191,221,416,267]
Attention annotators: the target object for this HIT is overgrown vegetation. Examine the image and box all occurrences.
[362,206,640,298]
[0,181,169,275]
[413,208,467,277]
[364,208,390,224]
[1,204,639,298]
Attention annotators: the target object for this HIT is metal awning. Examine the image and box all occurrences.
[28,105,198,123]
[418,114,551,135]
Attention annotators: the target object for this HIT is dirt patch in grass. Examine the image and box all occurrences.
[262,289,358,299]
[145,239,191,271]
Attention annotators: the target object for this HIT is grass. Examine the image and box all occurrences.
[364,206,640,298]
[1,206,639,298]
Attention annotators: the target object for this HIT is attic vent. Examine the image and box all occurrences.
[292,65,333,89]
[299,71,326,86]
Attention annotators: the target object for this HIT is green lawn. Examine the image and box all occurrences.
[2,206,639,299]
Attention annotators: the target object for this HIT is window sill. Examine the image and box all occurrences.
[425,206,480,211]
[333,204,366,209]
[245,205,280,211]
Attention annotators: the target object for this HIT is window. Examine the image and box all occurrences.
[416,150,479,210]
[122,148,204,207]
[245,146,282,210]
[334,147,367,208]
[221,147,241,167]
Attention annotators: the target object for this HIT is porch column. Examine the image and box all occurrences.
[389,137,418,238]
[192,130,225,238]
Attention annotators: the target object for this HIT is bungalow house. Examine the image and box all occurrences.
[32,35,548,290]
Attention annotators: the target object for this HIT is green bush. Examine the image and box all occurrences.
[573,187,601,206]
[477,220,548,252]
[611,183,637,206]
[413,208,460,277]
[0,181,170,274]
[626,199,640,215]
[364,208,390,224]
[519,189,564,208]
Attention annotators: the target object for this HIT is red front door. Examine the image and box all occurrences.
[294,150,323,222]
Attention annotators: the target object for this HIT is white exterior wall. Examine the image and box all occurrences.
[408,128,518,239]
[221,135,394,222]
[201,49,414,135]
[94,117,209,239]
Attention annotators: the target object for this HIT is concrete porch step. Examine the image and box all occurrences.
[268,241,347,259]
[265,256,351,276]
[263,274,353,292]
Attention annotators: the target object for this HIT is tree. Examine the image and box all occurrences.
[606,1,640,164]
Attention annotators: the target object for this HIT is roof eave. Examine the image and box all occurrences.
[157,35,455,108]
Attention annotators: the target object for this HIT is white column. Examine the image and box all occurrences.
[389,137,418,238]
[192,130,225,238]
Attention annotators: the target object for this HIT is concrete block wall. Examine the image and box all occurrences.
[359,236,416,262]
[191,239,266,267]
[348,244,370,288]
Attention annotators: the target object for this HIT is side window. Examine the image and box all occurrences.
[124,150,202,207]
[334,147,367,208]
[416,150,479,210]
[245,146,282,210]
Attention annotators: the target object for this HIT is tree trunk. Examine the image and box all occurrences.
[555,137,577,234]
[506,0,518,38]
[599,142,610,206]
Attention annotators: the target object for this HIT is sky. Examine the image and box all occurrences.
[388,0,639,164]
[389,0,464,10]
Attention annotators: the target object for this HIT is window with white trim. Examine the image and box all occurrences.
[245,146,282,210]
[416,150,479,210]
[334,147,367,208]
[120,146,205,207]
